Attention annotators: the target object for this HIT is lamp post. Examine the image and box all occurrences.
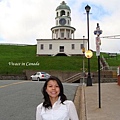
[85,5,92,86]
[94,23,102,108]
[82,36,85,84]
[85,50,93,80]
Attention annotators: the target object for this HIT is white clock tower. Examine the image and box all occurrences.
[51,1,76,39]
[36,1,88,56]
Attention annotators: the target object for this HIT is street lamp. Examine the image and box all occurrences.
[85,5,92,86]
[82,36,85,84]
[85,50,93,58]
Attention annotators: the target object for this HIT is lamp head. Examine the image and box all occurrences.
[85,5,91,12]
[85,50,93,58]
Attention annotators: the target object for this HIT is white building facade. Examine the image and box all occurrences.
[36,1,88,56]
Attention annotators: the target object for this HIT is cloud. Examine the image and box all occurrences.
[0,0,120,52]
[68,0,120,52]
[0,0,57,44]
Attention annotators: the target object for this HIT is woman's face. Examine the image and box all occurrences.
[46,80,60,99]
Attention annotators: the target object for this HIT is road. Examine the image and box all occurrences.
[0,80,79,120]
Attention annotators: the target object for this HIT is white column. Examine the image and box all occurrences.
[53,30,55,39]
[65,29,66,39]
[55,30,56,39]
[70,30,72,39]
[52,31,53,39]
[73,32,75,39]
[58,29,60,39]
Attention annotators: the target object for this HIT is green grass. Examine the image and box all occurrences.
[0,45,119,75]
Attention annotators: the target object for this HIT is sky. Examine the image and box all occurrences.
[0,0,120,53]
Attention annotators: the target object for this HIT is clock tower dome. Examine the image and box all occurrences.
[51,1,76,39]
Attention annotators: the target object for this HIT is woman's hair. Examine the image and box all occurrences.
[42,76,67,109]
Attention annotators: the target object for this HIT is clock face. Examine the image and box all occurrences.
[59,18,66,25]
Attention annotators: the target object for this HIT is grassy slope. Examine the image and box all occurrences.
[0,45,119,74]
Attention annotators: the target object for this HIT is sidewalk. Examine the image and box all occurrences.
[85,82,120,120]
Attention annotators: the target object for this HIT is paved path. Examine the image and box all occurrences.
[85,83,120,120]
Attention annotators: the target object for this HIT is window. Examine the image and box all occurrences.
[56,12,58,17]
[67,12,69,16]
[71,44,75,49]
[59,46,64,52]
[49,44,52,50]
[56,32,58,38]
[60,10,65,16]
[81,44,84,49]
[61,33,64,38]
[68,33,69,38]
[40,44,44,50]
[36,72,40,75]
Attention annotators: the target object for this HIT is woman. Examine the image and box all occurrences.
[36,76,79,120]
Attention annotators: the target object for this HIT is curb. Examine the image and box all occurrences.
[74,85,87,120]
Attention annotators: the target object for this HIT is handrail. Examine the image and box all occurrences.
[64,73,81,83]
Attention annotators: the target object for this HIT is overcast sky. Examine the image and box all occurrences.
[0,0,120,53]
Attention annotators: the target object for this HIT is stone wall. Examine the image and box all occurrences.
[0,70,117,83]
[25,70,79,82]
[0,75,26,80]
[80,70,117,83]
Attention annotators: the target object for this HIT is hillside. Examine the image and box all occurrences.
[0,45,119,75]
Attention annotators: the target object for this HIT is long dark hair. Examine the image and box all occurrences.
[42,76,67,109]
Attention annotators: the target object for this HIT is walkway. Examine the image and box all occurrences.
[85,83,120,120]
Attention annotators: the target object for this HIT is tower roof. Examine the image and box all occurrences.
[56,1,71,11]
